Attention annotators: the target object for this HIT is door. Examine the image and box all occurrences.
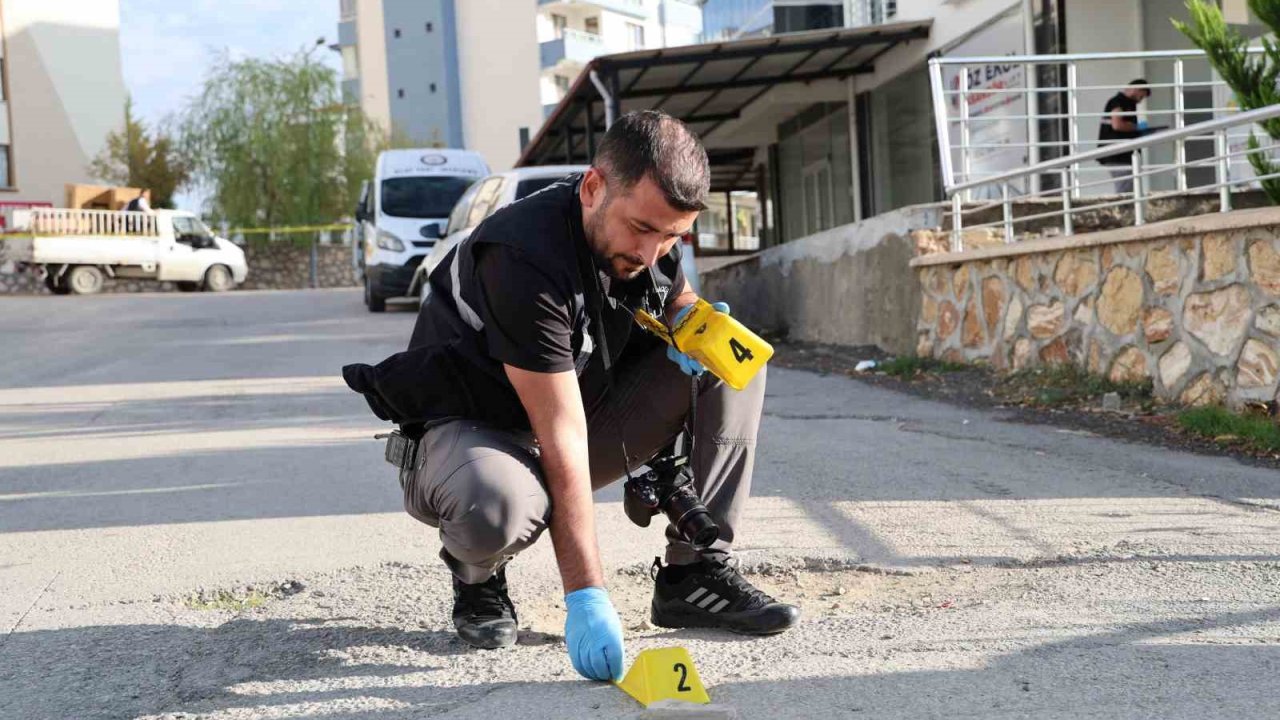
[801,160,834,237]
[158,216,213,281]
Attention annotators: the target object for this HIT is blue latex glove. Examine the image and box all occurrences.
[666,302,731,376]
[564,587,624,682]
[1137,119,1150,131]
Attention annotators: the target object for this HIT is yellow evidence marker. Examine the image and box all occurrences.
[633,298,773,391]
[615,647,711,707]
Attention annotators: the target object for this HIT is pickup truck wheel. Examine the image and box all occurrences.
[365,277,386,313]
[202,265,234,292]
[67,265,105,295]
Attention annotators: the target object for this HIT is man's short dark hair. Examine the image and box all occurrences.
[593,110,710,212]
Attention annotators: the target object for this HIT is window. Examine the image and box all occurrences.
[554,75,571,94]
[340,46,358,80]
[625,22,645,50]
[0,145,10,188]
[430,82,437,93]
[381,176,477,218]
[425,21,433,33]
[585,17,600,35]
[515,175,570,199]
[394,28,401,38]
[172,216,214,247]
[551,14,567,39]
[0,59,6,102]
[446,181,484,235]
[398,88,405,98]
[465,177,506,228]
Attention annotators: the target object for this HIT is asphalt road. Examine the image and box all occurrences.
[2,289,1280,719]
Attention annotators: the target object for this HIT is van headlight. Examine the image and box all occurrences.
[375,229,405,252]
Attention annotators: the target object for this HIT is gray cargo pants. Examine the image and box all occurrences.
[401,345,767,584]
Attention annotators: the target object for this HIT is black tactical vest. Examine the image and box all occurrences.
[342,176,682,434]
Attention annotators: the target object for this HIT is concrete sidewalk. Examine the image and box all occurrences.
[2,290,1279,719]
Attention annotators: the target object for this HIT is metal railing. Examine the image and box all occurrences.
[928,48,1269,198]
[13,208,159,237]
[945,103,1280,251]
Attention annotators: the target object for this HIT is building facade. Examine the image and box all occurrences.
[0,0,126,207]
[524,0,1273,250]
[336,0,543,171]
[537,0,703,114]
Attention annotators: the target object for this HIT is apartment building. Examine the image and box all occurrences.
[537,0,703,114]
[335,0,543,171]
[0,0,126,207]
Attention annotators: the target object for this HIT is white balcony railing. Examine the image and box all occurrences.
[929,48,1271,198]
[943,103,1280,250]
[541,28,605,69]
[538,0,648,20]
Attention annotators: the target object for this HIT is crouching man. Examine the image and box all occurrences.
[344,111,798,682]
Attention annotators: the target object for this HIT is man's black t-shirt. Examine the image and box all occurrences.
[403,175,686,427]
[1098,92,1140,165]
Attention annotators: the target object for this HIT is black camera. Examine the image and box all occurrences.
[622,450,719,551]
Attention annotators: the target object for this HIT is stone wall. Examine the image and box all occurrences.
[0,241,358,295]
[238,243,358,291]
[702,205,943,355]
[912,207,1280,408]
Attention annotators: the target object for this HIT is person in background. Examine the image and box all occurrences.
[125,189,151,212]
[123,189,152,234]
[1098,79,1152,194]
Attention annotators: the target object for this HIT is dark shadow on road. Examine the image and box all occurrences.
[4,604,1280,719]
[0,442,401,533]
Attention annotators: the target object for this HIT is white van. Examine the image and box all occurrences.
[355,149,488,312]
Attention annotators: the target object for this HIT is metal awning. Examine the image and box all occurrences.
[516,19,932,191]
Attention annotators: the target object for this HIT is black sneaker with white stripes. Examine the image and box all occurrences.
[650,557,800,635]
[452,568,518,649]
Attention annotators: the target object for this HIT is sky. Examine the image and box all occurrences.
[120,0,342,128]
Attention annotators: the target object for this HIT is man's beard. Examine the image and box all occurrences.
[586,196,646,280]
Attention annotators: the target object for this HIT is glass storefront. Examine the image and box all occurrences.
[863,67,941,216]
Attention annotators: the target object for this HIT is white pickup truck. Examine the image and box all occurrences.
[5,208,248,295]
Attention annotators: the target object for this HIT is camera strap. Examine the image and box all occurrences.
[642,270,698,466]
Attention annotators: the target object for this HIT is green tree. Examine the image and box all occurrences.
[89,97,190,208]
[178,49,384,229]
[1175,0,1280,202]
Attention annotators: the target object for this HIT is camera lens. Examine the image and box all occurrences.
[681,510,719,551]
[665,485,720,551]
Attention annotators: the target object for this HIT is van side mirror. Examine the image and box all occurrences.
[421,223,445,240]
